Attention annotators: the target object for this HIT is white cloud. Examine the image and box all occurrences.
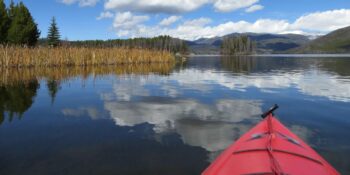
[113,12,149,37]
[114,18,292,40]
[65,1,350,40]
[292,9,350,32]
[111,9,350,40]
[113,12,149,29]
[105,0,209,14]
[63,0,249,13]
[159,16,181,26]
[183,17,212,26]
[104,0,261,14]
[245,4,264,13]
[96,11,114,20]
[61,0,99,7]
[214,0,259,12]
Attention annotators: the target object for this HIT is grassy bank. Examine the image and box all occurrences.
[0,46,175,67]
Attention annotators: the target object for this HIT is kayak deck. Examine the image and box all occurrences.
[202,113,339,175]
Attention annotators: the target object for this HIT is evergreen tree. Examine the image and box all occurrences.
[47,17,60,47]
[8,0,15,19]
[221,36,255,55]
[68,35,188,53]
[0,0,8,43]
[7,2,40,46]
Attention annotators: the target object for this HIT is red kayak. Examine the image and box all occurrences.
[202,105,340,175]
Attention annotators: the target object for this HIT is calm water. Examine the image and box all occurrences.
[0,56,350,175]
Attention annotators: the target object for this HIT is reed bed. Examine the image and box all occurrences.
[0,46,175,67]
[0,64,174,86]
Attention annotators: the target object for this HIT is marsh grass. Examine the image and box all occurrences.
[0,46,175,67]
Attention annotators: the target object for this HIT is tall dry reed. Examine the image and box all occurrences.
[0,46,175,67]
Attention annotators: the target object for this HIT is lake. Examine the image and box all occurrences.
[0,56,349,175]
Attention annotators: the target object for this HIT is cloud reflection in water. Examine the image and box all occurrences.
[101,69,350,102]
[61,68,326,162]
[98,70,324,156]
[103,97,262,158]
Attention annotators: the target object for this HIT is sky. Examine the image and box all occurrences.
[4,0,350,41]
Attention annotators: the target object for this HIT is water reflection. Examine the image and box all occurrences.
[47,79,61,104]
[0,64,174,85]
[97,74,319,161]
[0,80,39,125]
[63,96,263,162]
[0,64,175,126]
[62,107,102,120]
[170,68,350,102]
[220,56,350,102]
[104,97,261,136]
[221,56,350,76]
[0,57,350,174]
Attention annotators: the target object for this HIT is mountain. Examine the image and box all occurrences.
[187,33,310,55]
[292,26,350,53]
[186,37,223,55]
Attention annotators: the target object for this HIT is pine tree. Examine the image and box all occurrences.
[47,17,60,47]
[8,0,15,19]
[221,36,255,55]
[7,2,40,46]
[0,0,8,43]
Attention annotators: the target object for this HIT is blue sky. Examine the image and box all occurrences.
[4,0,350,40]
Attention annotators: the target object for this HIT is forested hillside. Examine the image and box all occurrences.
[293,26,350,53]
[187,33,310,54]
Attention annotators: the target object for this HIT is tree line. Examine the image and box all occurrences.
[0,0,40,46]
[42,19,188,53]
[0,0,188,54]
[221,36,255,55]
[42,18,187,53]
[65,36,188,54]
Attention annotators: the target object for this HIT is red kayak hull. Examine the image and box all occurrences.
[202,114,339,175]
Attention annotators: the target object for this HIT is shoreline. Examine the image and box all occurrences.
[188,54,350,57]
[0,46,175,68]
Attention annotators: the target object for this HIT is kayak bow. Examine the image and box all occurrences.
[202,105,340,175]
